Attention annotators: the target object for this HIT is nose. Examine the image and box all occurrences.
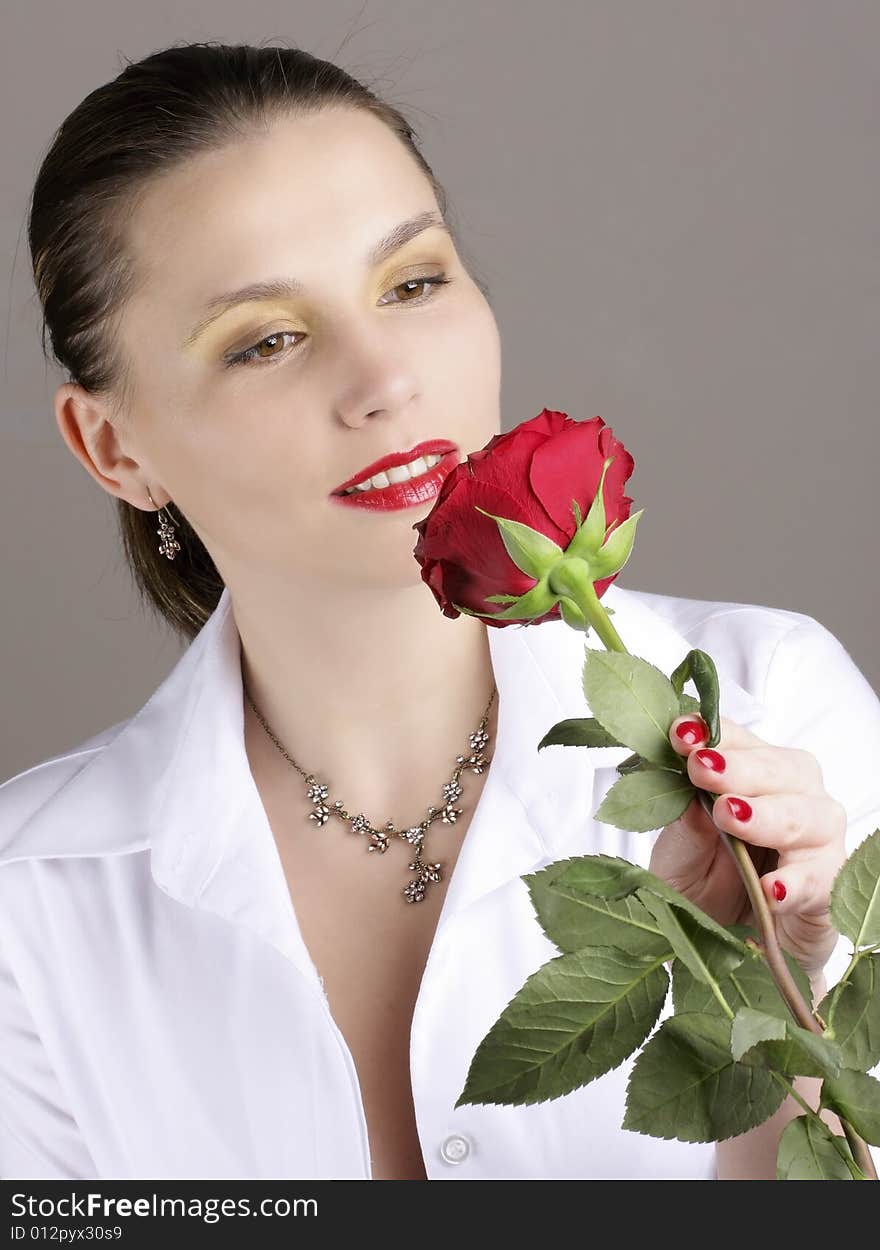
[330,325,421,430]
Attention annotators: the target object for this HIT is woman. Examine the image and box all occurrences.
[2,41,879,1181]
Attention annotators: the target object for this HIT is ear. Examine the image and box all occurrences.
[52,381,169,511]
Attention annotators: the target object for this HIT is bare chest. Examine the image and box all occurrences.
[267,803,477,1181]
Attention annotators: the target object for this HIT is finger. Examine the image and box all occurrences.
[688,740,827,799]
[758,847,846,919]
[669,713,710,754]
[668,712,768,759]
[710,789,847,854]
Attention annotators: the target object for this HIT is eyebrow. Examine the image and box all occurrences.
[182,209,451,347]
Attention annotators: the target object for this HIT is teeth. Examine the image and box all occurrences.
[344,452,444,494]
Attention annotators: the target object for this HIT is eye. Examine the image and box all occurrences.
[223,272,454,369]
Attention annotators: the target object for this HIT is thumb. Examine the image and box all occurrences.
[649,791,722,887]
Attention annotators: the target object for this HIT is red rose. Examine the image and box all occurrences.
[412,409,635,627]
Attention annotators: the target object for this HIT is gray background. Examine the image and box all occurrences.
[2,1,878,782]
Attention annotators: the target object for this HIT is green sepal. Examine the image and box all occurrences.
[565,458,614,562]
[559,596,588,631]
[451,576,557,621]
[473,506,565,580]
[584,510,645,580]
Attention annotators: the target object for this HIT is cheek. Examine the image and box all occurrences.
[437,293,501,389]
[465,305,502,419]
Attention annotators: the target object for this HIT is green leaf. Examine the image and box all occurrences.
[668,650,721,747]
[523,859,674,957]
[623,1012,787,1142]
[820,1070,880,1145]
[594,766,696,832]
[729,1006,843,1079]
[472,507,564,580]
[776,1116,856,1180]
[553,855,751,956]
[455,946,669,1108]
[817,953,880,1069]
[616,752,648,775]
[636,891,745,990]
[829,828,880,949]
[548,853,649,900]
[581,650,683,769]
[536,716,626,751]
[672,931,814,1021]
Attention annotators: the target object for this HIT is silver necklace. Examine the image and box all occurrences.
[244,683,497,903]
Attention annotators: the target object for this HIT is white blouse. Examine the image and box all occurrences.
[1,582,879,1180]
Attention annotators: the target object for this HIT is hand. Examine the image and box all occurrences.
[647,713,848,978]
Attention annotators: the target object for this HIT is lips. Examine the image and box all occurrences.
[331,439,460,494]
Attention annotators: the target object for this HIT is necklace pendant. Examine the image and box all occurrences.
[403,857,443,904]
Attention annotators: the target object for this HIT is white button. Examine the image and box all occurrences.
[440,1133,471,1164]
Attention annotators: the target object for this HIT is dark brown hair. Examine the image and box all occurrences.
[28,39,489,644]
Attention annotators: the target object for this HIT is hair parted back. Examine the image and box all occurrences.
[28,39,487,645]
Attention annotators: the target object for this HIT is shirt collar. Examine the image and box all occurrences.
[4,582,766,970]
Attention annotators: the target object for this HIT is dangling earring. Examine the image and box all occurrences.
[146,487,181,561]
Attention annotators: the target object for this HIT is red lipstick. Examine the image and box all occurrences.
[329,440,460,512]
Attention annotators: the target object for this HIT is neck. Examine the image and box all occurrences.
[233,577,498,821]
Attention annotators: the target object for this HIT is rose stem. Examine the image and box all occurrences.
[559,570,878,1180]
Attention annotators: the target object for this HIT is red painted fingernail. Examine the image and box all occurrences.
[772,880,787,901]
[694,748,726,772]
[725,796,752,822]
[674,718,708,746]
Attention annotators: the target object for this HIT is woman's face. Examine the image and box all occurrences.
[111,106,502,594]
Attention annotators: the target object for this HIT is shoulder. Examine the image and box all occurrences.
[607,580,835,710]
[623,584,821,647]
[619,585,842,700]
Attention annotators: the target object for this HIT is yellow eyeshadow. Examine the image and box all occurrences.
[184,250,453,356]
[184,306,297,358]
